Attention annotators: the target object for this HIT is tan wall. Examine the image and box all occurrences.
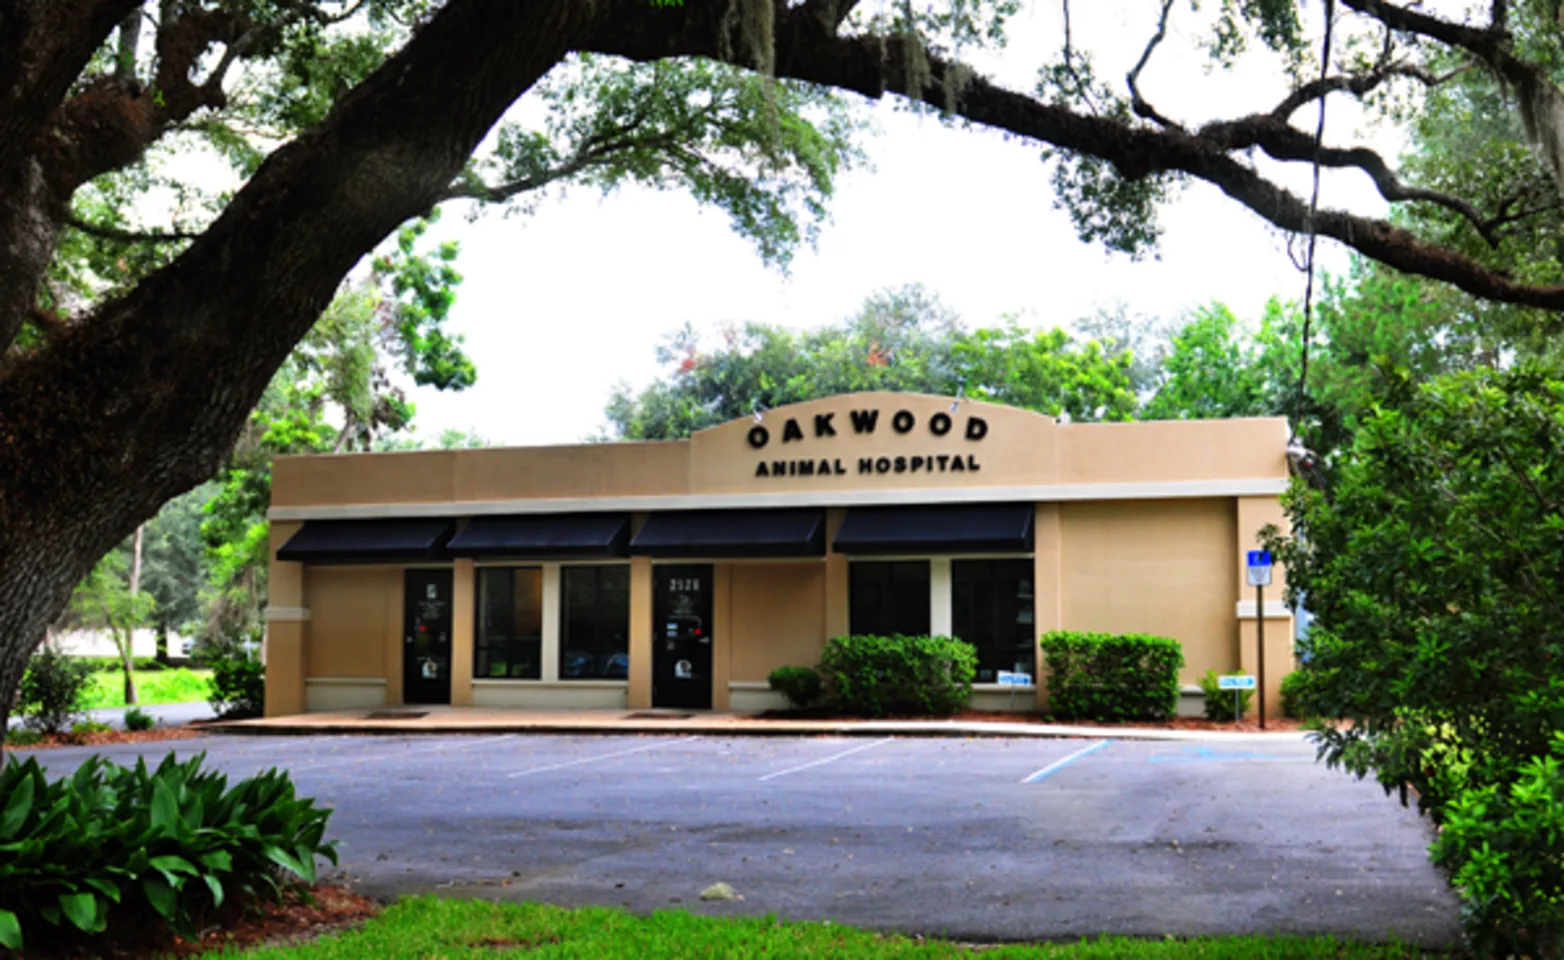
[1059,499,1238,684]
[727,563,829,683]
[269,393,1287,511]
[304,567,398,679]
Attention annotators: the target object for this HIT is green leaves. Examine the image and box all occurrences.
[0,908,19,949]
[0,751,337,951]
[817,634,978,717]
[0,772,33,841]
[1040,632,1185,723]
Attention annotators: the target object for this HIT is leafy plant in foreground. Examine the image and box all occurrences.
[0,751,336,951]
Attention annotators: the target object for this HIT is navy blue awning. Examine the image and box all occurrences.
[446,514,630,559]
[832,504,1034,555]
[630,509,826,558]
[276,518,455,564]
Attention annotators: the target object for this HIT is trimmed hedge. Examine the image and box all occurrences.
[1040,631,1184,722]
[818,634,976,717]
[0,751,335,951]
[767,667,823,709]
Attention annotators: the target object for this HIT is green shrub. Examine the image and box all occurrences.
[69,721,112,735]
[1279,671,1308,719]
[3,729,41,747]
[17,648,93,734]
[1039,631,1184,722]
[817,634,976,718]
[767,666,823,709]
[1197,669,1254,722]
[0,751,337,951]
[1431,736,1564,957]
[208,652,265,719]
[123,707,156,732]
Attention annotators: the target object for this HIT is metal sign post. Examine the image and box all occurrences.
[1246,551,1273,730]
[1218,674,1257,728]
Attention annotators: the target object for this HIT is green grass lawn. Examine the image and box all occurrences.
[215,896,1437,959]
[79,668,212,709]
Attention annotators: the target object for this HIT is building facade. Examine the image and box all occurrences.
[263,392,1295,718]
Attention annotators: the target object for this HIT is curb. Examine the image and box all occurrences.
[203,720,1311,743]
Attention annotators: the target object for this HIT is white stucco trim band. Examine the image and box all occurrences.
[304,677,386,685]
[1236,600,1292,619]
[268,478,1289,522]
[264,606,311,621]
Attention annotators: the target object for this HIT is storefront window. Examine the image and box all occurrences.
[475,567,542,679]
[952,559,1036,683]
[560,566,630,680]
[849,561,931,637]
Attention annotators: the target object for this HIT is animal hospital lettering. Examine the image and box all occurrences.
[748,407,987,480]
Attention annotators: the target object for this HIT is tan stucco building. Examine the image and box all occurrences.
[263,392,1295,719]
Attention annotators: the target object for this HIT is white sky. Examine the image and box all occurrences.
[269,1,1416,446]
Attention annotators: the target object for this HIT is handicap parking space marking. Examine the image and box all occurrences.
[758,737,894,782]
[284,734,518,774]
[505,736,698,779]
[1146,744,1294,763]
[1020,739,1113,784]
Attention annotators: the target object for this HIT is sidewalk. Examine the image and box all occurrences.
[212,706,1311,742]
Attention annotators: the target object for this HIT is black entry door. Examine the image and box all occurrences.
[403,569,454,705]
[652,565,713,710]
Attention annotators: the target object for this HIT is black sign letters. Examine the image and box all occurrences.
[747,406,987,481]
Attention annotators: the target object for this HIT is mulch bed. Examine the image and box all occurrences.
[18,885,381,959]
[751,707,1311,733]
[5,727,204,751]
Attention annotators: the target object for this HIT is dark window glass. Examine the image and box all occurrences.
[952,559,1036,683]
[849,561,931,637]
[560,566,631,680]
[475,567,542,679]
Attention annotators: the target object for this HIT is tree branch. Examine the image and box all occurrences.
[1126,0,1181,130]
[64,213,199,244]
[584,1,1564,309]
[1199,113,1501,244]
[1272,63,1470,121]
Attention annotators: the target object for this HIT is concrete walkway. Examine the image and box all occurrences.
[213,706,1310,742]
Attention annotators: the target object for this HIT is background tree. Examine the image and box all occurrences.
[602,284,1137,438]
[67,551,156,705]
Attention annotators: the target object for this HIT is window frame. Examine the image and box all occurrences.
[950,557,1038,684]
[847,559,932,637]
[473,565,545,681]
[558,564,632,681]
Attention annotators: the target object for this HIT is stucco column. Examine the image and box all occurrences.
[1032,503,1063,711]
[450,559,475,706]
[1235,496,1294,721]
[824,508,849,640]
[929,559,952,636]
[712,564,733,711]
[628,555,654,709]
[540,564,561,682]
[264,522,307,717]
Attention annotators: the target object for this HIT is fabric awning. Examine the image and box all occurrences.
[629,509,826,558]
[832,503,1035,555]
[276,518,456,564]
[446,514,631,559]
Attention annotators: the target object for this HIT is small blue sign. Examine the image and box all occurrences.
[996,671,1033,686]
[1218,674,1257,691]
[1246,550,1273,587]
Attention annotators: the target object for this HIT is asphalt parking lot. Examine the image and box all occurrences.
[19,733,1460,946]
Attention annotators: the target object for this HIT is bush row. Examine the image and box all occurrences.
[770,634,976,718]
[13,646,266,735]
[770,630,1200,722]
[0,752,335,952]
[1038,631,1184,722]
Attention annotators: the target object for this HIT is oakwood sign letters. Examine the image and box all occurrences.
[746,407,988,479]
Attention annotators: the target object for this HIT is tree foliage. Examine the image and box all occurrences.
[603,284,1137,439]
[1269,364,1564,955]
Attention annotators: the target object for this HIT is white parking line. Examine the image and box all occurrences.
[506,737,696,779]
[284,734,517,773]
[758,737,893,782]
[1020,739,1113,784]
